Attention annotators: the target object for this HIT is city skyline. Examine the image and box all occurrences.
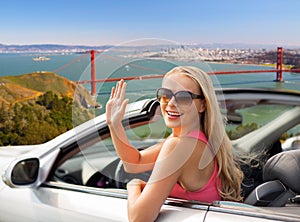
[1,0,300,47]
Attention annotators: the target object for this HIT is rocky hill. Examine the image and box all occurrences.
[0,72,96,106]
[0,72,98,146]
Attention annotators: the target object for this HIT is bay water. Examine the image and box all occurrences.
[0,52,299,106]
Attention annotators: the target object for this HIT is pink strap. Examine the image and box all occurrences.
[186,130,208,144]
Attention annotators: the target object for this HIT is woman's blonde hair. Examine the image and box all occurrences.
[164,66,244,202]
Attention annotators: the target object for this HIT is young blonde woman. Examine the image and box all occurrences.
[106,66,243,222]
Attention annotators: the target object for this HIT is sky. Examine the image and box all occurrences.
[1,0,300,47]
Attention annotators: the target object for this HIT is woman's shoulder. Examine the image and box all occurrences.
[161,135,205,157]
[160,136,181,154]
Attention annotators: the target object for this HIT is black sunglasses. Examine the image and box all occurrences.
[156,88,204,107]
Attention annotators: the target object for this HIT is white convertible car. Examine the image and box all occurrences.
[1,88,300,222]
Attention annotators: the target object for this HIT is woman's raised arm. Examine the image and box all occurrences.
[106,80,161,173]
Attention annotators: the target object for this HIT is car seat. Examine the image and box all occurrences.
[244,150,300,207]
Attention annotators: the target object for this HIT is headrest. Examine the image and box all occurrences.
[263,150,300,193]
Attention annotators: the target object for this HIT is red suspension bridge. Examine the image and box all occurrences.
[53,47,300,96]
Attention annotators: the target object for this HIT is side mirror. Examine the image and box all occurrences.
[227,112,243,124]
[3,158,39,187]
[282,136,300,150]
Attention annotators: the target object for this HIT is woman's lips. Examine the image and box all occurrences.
[166,110,183,119]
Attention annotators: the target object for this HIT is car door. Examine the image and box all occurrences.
[0,182,128,222]
[33,184,128,221]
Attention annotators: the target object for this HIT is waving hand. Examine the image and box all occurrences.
[106,79,129,126]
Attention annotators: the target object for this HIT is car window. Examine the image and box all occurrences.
[282,123,300,138]
[55,114,166,188]
[126,114,171,145]
[225,103,296,140]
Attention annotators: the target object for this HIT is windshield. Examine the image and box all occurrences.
[225,104,296,140]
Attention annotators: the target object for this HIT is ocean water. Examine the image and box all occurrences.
[0,53,90,80]
[0,52,299,100]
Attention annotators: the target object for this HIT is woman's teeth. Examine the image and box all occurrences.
[167,111,182,117]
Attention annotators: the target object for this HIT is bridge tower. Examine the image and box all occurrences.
[276,47,283,82]
[90,50,97,96]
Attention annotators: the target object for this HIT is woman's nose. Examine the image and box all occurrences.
[168,96,177,106]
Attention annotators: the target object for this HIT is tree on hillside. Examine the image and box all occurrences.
[0,91,82,146]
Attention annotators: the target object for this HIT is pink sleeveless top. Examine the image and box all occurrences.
[168,130,222,203]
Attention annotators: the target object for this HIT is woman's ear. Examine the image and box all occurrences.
[198,100,206,113]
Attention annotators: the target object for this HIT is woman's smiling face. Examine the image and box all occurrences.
[161,73,206,134]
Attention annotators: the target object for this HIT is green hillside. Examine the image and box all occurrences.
[0,72,97,146]
[0,72,95,105]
